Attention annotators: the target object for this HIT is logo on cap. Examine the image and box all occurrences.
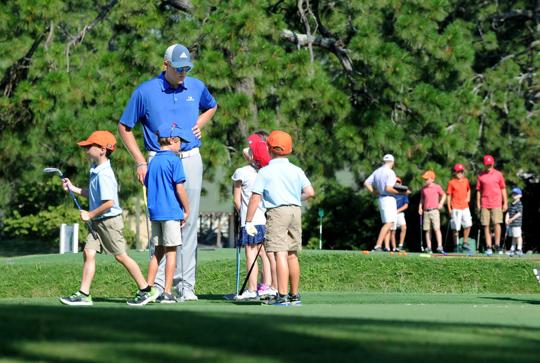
[180,52,188,59]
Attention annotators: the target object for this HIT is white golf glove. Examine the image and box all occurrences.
[245,222,257,236]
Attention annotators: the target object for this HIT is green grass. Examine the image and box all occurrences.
[1,250,540,362]
[1,250,539,298]
[0,293,539,362]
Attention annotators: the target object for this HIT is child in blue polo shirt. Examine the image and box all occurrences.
[59,131,151,306]
[245,130,315,306]
[128,123,191,305]
[392,177,409,251]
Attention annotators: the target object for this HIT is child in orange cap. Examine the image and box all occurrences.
[419,170,446,253]
[59,131,152,306]
[447,164,472,251]
[245,131,315,306]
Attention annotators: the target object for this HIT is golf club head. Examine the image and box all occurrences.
[43,167,64,177]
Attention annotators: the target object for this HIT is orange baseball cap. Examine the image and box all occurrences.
[77,130,116,151]
[267,130,293,155]
[422,170,436,180]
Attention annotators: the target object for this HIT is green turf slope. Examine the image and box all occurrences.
[0,250,539,298]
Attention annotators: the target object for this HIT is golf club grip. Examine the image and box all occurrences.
[239,243,264,295]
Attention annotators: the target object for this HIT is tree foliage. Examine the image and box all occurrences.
[1,0,538,247]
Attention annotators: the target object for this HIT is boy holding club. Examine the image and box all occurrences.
[245,130,315,306]
[506,187,524,257]
[59,131,151,306]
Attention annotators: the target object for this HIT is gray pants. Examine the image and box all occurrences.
[152,152,202,294]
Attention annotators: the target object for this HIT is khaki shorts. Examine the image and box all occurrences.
[85,215,127,256]
[423,209,440,231]
[480,208,503,226]
[151,220,183,247]
[265,205,302,252]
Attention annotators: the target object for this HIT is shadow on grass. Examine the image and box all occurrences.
[0,305,538,363]
[479,296,540,305]
[0,239,55,257]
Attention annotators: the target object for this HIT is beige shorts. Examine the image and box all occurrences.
[481,208,503,226]
[423,209,440,231]
[508,226,522,238]
[85,215,127,256]
[265,205,302,252]
[151,220,183,247]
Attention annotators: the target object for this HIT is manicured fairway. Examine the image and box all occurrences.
[1,250,539,362]
[1,292,539,363]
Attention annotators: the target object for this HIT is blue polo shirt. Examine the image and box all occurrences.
[88,160,122,219]
[394,194,409,209]
[144,150,187,221]
[119,73,217,152]
[252,158,311,209]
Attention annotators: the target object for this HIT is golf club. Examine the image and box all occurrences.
[419,215,424,252]
[142,186,151,252]
[43,167,99,240]
[239,242,264,296]
[224,217,242,300]
[177,243,185,302]
[443,217,451,251]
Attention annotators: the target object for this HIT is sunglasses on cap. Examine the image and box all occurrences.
[168,63,191,73]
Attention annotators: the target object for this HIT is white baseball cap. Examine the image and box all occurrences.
[383,154,394,162]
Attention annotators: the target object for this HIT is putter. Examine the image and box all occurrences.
[142,186,151,252]
[177,243,185,302]
[239,242,264,296]
[443,218,451,251]
[419,215,424,252]
[43,167,99,240]
[236,242,241,296]
[224,220,242,300]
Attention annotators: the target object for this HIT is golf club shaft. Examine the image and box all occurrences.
[239,242,264,296]
[62,175,99,240]
[236,243,241,296]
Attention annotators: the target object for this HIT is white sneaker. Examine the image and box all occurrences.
[181,289,198,301]
[235,289,257,301]
[486,248,493,256]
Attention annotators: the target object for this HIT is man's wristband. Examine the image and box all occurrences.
[136,162,147,169]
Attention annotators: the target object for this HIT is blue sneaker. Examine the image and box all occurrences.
[269,294,290,306]
[289,293,302,306]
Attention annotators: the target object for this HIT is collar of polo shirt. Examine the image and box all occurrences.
[159,72,187,92]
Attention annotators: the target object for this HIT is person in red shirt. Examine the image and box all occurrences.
[447,164,472,251]
[476,154,507,256]
[419,170,446,253]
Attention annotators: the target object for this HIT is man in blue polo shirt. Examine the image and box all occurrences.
[118,43,218,301]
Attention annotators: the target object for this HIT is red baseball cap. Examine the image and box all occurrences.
[453,163,464,172]
[247,133,271,168]
[483,154,494,165]
[77,130,116,151]
[267,130,293,156]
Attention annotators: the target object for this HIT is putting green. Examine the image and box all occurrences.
[1,292,539,362]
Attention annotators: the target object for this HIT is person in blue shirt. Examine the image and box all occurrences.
[390,177,409,251]
[59,131,151,306]
[245,131,315,306]
[129,123,191,305]
[118,44,217,301]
